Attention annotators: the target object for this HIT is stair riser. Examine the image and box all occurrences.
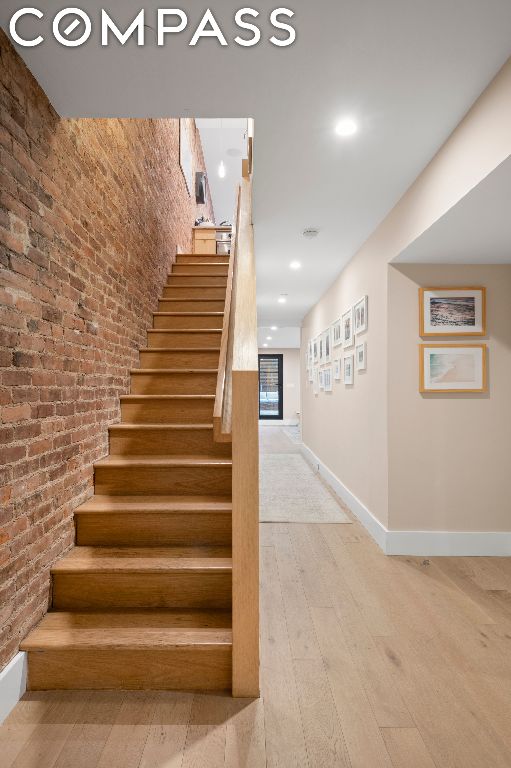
[131,372,217,395]
[176,254,229,264]
[167,276,227,287]
[26,648,231,691]
[109,428,232,456]
[158,300,225,312]
[52,572,232,610]
[139,350,220,368]
[147,331,221,348]
[121,400,214,424]
[76,512,232,547]
[153,315,223,330]
[162,287,226,299]
[172,264,228,276]
[94,464,232,495]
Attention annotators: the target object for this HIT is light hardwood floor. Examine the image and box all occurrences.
[2,425,511,767]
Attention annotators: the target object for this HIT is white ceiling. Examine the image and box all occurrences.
[257,326,301,349]
[3,1,511,328]
[195,118,247,225]
[395,156,511,263]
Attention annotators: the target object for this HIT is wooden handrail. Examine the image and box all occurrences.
[213,187,239,443]
[213,161,259,697]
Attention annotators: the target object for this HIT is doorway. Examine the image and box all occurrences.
[258,354,283,420]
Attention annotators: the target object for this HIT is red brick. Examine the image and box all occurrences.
[0,28,213,672]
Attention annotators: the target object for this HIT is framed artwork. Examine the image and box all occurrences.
[324,328,331,364]
[333,358,341,381]
[419,344,487,393]
[308,363,314,383]
[313,366,319,395]
[355,342,366,371]
[354,295,368,335]
[308,340,313,369]
[332,318,343,347]
[419,287,486,336]
[342,308,354,348]
[323,366,333,392]
[179,119,193,197]
[313,336,319,364]
[319,369,325,390]
[344,354,354,385]
[319,329,331,364]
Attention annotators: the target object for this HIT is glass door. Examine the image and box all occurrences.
[258,354,283,420]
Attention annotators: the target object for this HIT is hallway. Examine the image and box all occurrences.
[2,426,511,767]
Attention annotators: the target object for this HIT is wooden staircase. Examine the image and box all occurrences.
[21,251,237,691]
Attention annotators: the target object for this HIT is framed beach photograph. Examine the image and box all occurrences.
[333,358,341,381]
[342,308,354,348]
[323,366,333,392]
[354,295,368,335]
[355,342,366,371]
[419,287,486,336]
[344,354,354,385]
[332,318,343,347]
[419,344,487,393]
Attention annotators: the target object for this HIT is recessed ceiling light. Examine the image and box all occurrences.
[263,343,268,347]
[270,326,278,331]
[266,336,272,341]
[335,117,358,138]
[289,261,301,270]
[278,296,287,304]
[218,160,227,178]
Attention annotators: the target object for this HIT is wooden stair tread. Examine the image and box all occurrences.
[120,394,214,401]
[22,628,232,651]
[170,261,228,266]
[51,546,232,573]
[130,368,219,374]
[168,273,227,277]
[95,454,232,468]
[109,423,215,431]
[139,348,221,352]
[147,329,222,333]
[26,609,231,629]
[21,611,232,651]
[76,495,232,514]
[153,312,224,317]
[22,629,232,651]
[162,284,227,288]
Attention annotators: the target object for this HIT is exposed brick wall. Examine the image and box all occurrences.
[0,30,214,670]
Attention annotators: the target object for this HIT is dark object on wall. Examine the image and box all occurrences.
[195,171,207,205]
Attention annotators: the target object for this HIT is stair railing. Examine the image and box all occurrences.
[213,163,259,698]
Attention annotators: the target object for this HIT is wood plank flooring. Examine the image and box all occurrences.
[3,425,511,767]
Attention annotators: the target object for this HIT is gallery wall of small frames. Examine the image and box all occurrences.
[306,295,367,394]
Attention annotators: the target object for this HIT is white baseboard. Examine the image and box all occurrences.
[385,530,511,557]
[300,442,387,551]
[259,419,299,426]
[300,442,511,556]
[0,652,27,724]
